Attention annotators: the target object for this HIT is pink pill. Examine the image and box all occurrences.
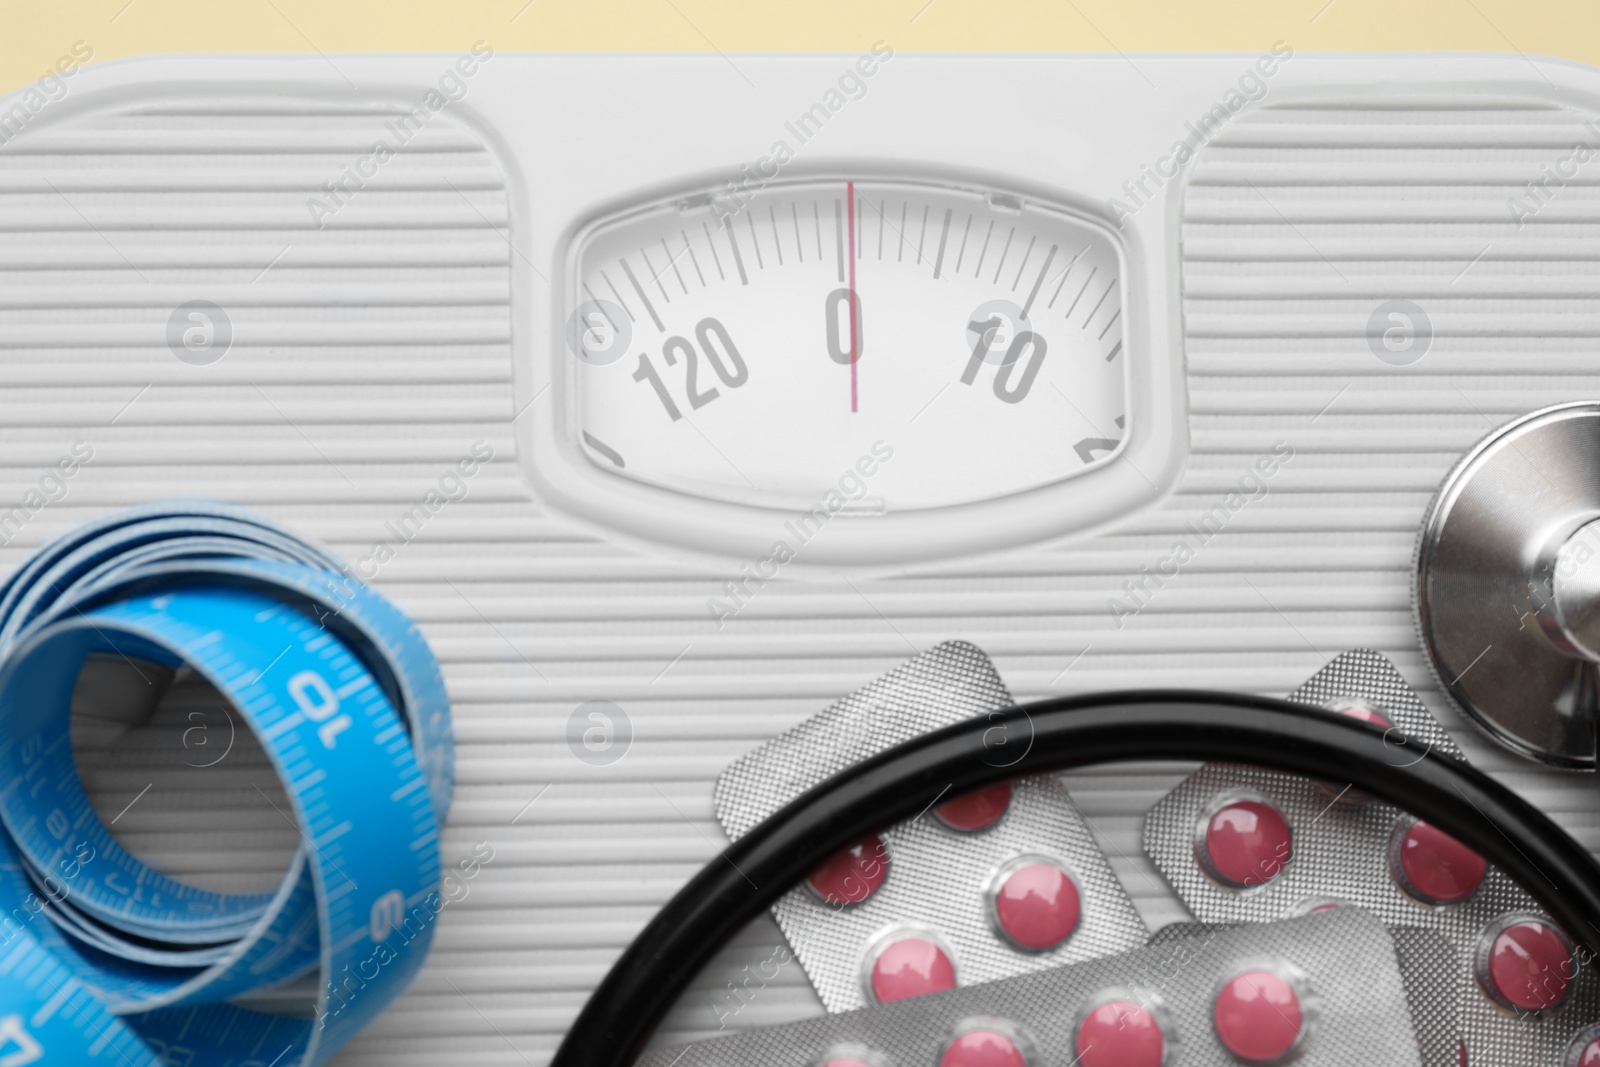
[939,1029,1028,1067]
[1574,1038,1600,1067]
[935,783,1013,832]
[806,835,887,906]
[1076,999,1165,1067]
[1294,896,1345,915]
[1213,969,1305,1064]
[1392,820,1486,904]
[1314,701,1395,802]
[992,861,1081,951]
[868,935,956,1004]
[1330,701,1393,729]
[1480,919,1573,1011]
[1198,798,1292,888]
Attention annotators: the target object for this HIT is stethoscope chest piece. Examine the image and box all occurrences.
[1417,401,1600,767]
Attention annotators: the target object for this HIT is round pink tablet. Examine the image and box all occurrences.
[1481,919,1573,1011]
[1332,702,1393,729]
[1076,999,1165,1067]
[1213,969,1305,1064]
[1315,701,1395,802]
[1574,1038,1600,1067]
[869,936,956,1003]
[1297,897,1344,915]
[939,1029,1028,1067]
[935,783,1013,832]
[1200,798,1292,888]
[806,835,887,906]
[1393,820,1486,904]
[992,861,1081,951]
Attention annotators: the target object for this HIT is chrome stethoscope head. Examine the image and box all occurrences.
[1416,401,1600,768]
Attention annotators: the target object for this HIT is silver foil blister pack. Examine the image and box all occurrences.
[1143,649,1600,1065]
[713,640,1147,1011]
[639,908,1424,1067]
[1150,920,1462,1067]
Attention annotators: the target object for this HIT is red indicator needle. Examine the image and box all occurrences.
[847,180,858,414]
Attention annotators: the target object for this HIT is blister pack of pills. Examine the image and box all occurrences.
[638,907,1425,1067]
[1149,921,1463,1067]
[713,640,1148,1012]
[1143,649,1600,1065]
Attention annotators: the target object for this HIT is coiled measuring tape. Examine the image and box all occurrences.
[0,501,452,1066]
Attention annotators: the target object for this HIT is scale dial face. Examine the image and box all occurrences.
[567,178,1127,513]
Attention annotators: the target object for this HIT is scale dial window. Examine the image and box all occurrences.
[567,178,1128,513]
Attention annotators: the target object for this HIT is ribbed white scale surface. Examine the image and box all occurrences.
[0,92,1596,1065]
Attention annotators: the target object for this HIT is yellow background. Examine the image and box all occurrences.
[4,0,1599,93]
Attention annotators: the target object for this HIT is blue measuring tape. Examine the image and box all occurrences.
[0,501,452,1066]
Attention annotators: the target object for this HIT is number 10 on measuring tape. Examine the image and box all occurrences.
[288,669,354,749]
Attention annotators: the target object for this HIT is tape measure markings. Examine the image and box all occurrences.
[0,502,451,1066]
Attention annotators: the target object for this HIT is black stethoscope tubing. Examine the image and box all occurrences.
[552,691,1600,1067]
